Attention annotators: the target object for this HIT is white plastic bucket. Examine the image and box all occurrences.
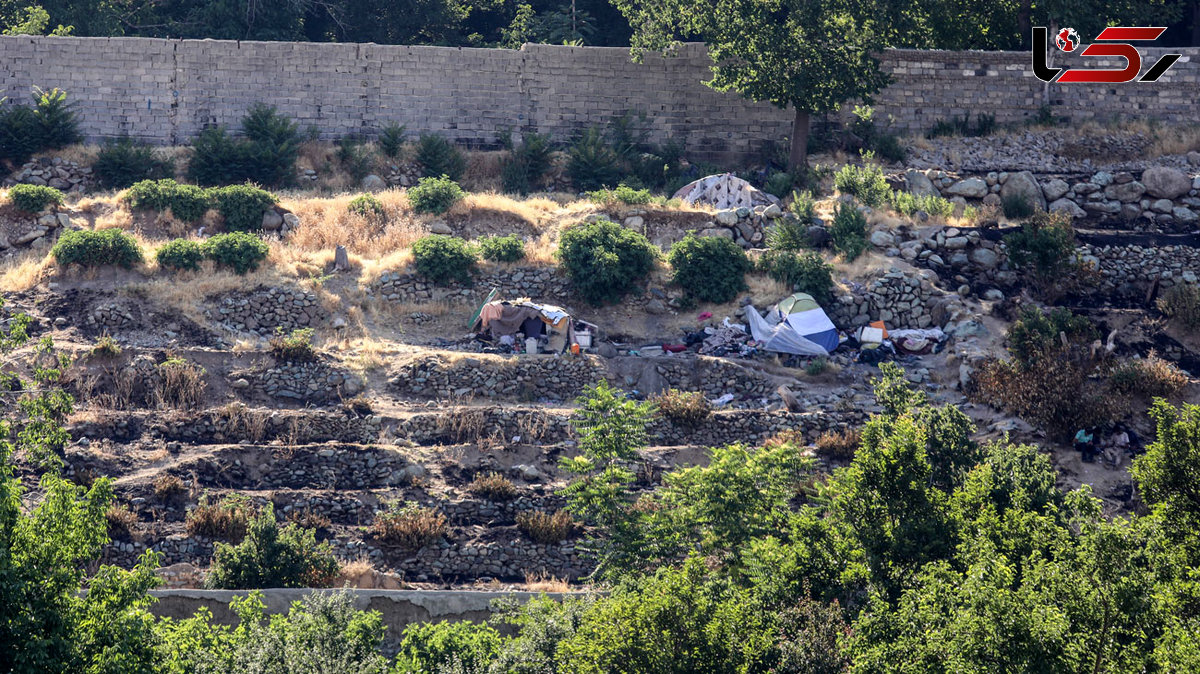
[525,338,538,354]
[574,331,592,348]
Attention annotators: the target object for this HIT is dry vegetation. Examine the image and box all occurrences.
[516,509,575,544]
[370,501,448,550]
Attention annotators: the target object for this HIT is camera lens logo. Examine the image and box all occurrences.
[1056,27,1080,52]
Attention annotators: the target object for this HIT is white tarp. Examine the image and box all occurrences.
[671,173,780,209]
[784,308,837,338]
[746,306,829,356]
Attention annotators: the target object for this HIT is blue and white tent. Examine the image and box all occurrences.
[745,293,839,356]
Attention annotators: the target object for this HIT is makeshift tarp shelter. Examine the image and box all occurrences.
[671,173,780,209]
[745,293,839,356]
[471,293,589,353]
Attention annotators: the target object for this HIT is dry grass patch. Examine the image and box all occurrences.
[186,493,255,541]
[153,475,188,506]
[524,570,571,592]
[153,357,207,410]
[467,472,519,501]
[370,500,448,550]
[814,429,861,460]
[105,505,138,540]
[0,250,55,291]
[652,389,711,426]
[516,509,575,544]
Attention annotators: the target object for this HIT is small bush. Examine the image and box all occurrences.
[567,126,623,191]
[166,183,211,222]
[415,134,466,181]
[667,233,752,304]
[105,505,138,541]
[758,250,834,304]
[653,389,711,426]
[888,190,954,219]
[500,133,554,195]
[872,133,907,163]
[789,190,817,223]
[7,183,63,213]
[0,104,41,166]
[467,472,519,501]
[32,87,80,149]
[927,112,996,139]
[371,501,448,550]
[516,509,575,544]
[336,137,377,183]
[379,122,407,158]
[1109,352,1188,399]
[212,184,278,232]
[412,234,477,286]
[587,183,654,205]
[767,217,812,252]
[829,204,869,261]
[52,229,143,269]
[477,234,526,263]
[270,328,318,363]
[348,193,385,218]
[1001,191,1035,219]
[154,357,207,410]
[1007,306,1096,368]
[93,136,174,189]
[186,493,255,541]
[187,105,299,187]
[764,171,797,200]
[833,162,890,207]
[155,239,204,271]
[970,352,1118,441]
[408,175,465,215]
[207,504,339,589]
[1004,211,1079,287]
[1157,284,1200,328]
[814,429,861,460]
[394,621,503,674]
[805,357,830,376]
[153,475,187,506]
[202,231,269,274]
[90,335,122,358]
[557,219,657,305]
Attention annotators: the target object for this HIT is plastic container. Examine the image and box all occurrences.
[574,331,593,348]
[525,338,539,354]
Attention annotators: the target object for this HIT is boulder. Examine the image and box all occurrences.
[698,227,734,239]
[999,170,1046,211]
[361,174,387,191]
[1104,181,1145,203]
[944,178,988,199]
[429,221,453,235]
[969,247,999,269]
[262,210,284,230]
[1048,198,1087,219]
[636,363,669,396]
[1151,199,1174,213]
[904,170,940,198]
[715,210,739,226]
[1172,206,1198,224]
[1041,178,1070,202]
[806,226,831,248]
[869,230,895,247]
[1142,166,1191,199]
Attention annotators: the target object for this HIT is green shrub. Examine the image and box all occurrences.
[206,504,339,590]
[51,229,142,269]
[202,231,269,274]
[500,132,554,195]
[336,137,377,183]
[764,171,797,199]
[348,193,385,218]
[1004,211,1077,285]
[872,133,907,163]
[568,126,623,191]
[93,136,174,189]
[212,184,277,232]
[557,219,658,304]
[31,87,79,149]
[269,328,318,363]
[408,175,465,215]
[767,217,813,253]
[1001,191,1036,219]
[415,133,466,181]
[834,161,891,207]
[830,204,869,260]
[1157,283,1200,328]
[587,183,653,205]
[155,239,203,271]
[0,104,41,166]
[7,183,63,213]
[758,250,834,304]
[789,190,817,223]
[187,104,299,187]
[1006,306,1096,368]
[888,190,954,219]
[412,234,477,286]
[378,122,407,159]
[667,233,752,304]
[393,620,503,674]
[1109,353,1188,399]
[125,179,211,222]
[477,234,526,263]
[927,112,996,139]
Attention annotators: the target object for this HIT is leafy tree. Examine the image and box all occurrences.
[205,504,339,589]
[392,620,502,674]
[1132,400,1200,553]
[612,0,913,170]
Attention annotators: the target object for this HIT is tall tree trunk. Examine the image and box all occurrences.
[1018,0,1032,49]
[789,108,810,173]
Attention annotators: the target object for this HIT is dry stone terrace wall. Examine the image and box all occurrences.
[3,36,1199,160]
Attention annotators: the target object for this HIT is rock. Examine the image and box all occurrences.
[983,289,1004,301]
[698,227,734,239]
[1187,150,1200,166]
[981,193,1001,207]
[334,244,351,271]
[869,230,895,247]
[904,170,939,198]
[944,178,988,199]
[1048,198,1087,219]
[957,284,971,297]
[12,227,47,245]
[969,247,999,269]
[715,210,739,226]
[1119,203,1142,221]
[762,203,782,218]
[1091,171,1113,187]
[1172,206,1198,224]
[999,170,1046,211]
[361,174,387,191]
[1104,181,1145,203]
[1042,178,1070,202]
[232,378,251,389]
[1151,198,1174,214]
[623,215,644,229]
[331,317,347,329]
[597,341,617,358]
[645,299,667,315]
[806,226,831,248]
[282,213,300,230]
[1142,166,1191,199]
[429,221,453,235]
[944,236,969,250]
[636,363,669,395]
[262,210,284,230]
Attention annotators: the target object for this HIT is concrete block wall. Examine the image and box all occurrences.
[2,36,1198,162]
